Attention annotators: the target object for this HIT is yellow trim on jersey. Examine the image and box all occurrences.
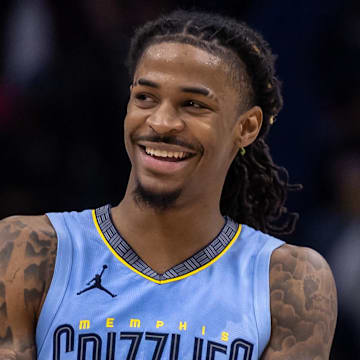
[92,210,242,285]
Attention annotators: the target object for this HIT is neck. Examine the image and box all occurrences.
[110,184,225,273]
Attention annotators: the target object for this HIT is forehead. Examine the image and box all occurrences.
[134,42,234,94]
[141,41,222,67]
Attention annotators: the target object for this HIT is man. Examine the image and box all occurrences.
[0,10,337,360]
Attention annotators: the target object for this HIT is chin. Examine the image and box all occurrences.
[132,180,182,212]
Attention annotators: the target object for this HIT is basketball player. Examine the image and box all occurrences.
[0,10,337,360]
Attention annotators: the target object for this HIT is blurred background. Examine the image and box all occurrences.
[0,0,359,357]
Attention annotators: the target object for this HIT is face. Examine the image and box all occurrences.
[124,42,256,209]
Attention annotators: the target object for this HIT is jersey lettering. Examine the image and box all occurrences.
[206,340,227,360]
[229,338,254,360]
[51,326,256,360]
[53,324,75,360]
[169,334,180,360]
[156,320,164,328]
[193,337,204,360]
[119,332,143,360]
[129,319,141,328]
[105,332,116,360]
[77,333,102,360]
[106,318,114,328]
[145,332,168,360]
[79,320,90,330]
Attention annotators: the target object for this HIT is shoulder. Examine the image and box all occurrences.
[0,214,56,242]
[270,243,333,274]
[0,215,57,276]
[269,244,336,295]
[262,244,337,359]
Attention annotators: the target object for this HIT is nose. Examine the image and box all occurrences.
[146,101,185,135]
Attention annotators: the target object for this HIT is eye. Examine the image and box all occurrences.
[183,100,211,113]
[135,93,153,102]
[133,93,157,108]
[185,100,202,108]
[184,100,206,108]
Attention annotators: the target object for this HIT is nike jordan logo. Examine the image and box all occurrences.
[77,265,117,298]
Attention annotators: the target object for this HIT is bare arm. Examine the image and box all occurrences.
[261,244,337,360]
[0,216,57,359]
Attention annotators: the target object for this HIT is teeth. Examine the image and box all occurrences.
[145,147,188,159]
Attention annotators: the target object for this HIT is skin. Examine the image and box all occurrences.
[0,216,56,359]
[0,42,337,359]
[262,245,337,360]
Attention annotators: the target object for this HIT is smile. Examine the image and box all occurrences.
[144,147,191,161]
[137,142,197,164]
[136,144,197,174]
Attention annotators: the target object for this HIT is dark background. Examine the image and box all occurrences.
[1,0,360,358]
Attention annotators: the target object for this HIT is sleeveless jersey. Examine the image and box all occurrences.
[36,205,284,360]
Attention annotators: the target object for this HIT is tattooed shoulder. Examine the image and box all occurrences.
[261,244,337,360]
[0,215,57,358]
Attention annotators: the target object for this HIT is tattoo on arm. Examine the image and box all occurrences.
[262,245,337,360]
[0,216,57,359]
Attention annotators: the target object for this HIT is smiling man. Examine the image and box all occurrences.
[0,10,337,360]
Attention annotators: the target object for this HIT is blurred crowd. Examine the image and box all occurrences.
[1,0,360,358]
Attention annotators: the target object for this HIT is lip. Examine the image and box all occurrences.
[137,144,196,174]
[137,140,197,155]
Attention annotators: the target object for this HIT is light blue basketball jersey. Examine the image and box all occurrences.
[36,205,284,360]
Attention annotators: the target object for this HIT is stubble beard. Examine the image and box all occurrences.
[133,180,182,212]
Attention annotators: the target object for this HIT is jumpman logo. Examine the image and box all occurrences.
[77,265,117,298]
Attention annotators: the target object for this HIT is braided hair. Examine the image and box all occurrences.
[126,10,301,236]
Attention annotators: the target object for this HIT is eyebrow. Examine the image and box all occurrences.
[136,78,159,88]
[180,86,209,97]
[135,78,215,99]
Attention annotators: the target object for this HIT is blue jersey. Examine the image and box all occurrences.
[36,205,284,360]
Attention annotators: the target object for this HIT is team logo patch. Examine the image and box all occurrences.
[77,265,117,298]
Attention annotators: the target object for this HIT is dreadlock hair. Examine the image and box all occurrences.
[126,9,302,237]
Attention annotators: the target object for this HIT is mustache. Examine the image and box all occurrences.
[133,135,203,153]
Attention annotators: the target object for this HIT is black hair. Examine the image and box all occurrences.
[126,9,301,236]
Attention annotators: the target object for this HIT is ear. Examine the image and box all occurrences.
[234,106,263,148]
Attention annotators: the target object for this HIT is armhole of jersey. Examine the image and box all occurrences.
[36,212,73,355]
[253,237,285,357]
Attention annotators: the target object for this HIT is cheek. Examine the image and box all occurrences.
[123,113,137,157]
[192,120,231,154]
[124,105,146,138]
[203,127,237,171]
